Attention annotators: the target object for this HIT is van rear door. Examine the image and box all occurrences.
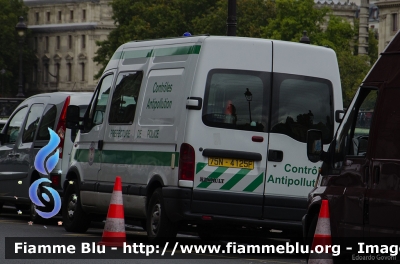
[188,38,273,219]
[265,42,337,224]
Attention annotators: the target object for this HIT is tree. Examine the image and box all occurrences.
[0,0,34,97]
[368,28,379,65]
[94,0,276,78]
[261,0,373,108]
[261,0,328,42]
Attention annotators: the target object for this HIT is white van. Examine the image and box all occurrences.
[63,35,343,239]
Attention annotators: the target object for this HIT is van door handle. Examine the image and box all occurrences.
[268,150,283,162]
[373,166,380,185]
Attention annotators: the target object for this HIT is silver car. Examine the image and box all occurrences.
[0,92,92,223]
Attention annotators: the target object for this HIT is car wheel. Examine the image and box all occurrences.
[62,181,91,233]
[146,188,177,242]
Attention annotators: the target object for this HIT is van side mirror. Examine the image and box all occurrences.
[307,129,323,163]
[66,105,80,129]
[335,110,345,123]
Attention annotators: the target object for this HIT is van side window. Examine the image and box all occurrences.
[36,104,57,140]
[85,74,114,131]
[374,88,400,159]
[202,69,270,132]
[333,88,377,169]
[22,104,44,143]
[109,71,143,124]
[5,107,28,144]
[271,74,333,144]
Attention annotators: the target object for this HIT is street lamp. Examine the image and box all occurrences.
[15,16,27,98]
[244,88,252,123]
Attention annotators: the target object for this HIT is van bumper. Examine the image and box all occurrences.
[162,187,303,232]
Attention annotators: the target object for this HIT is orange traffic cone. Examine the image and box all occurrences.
[308,199,333,264]
[98,176,126,247]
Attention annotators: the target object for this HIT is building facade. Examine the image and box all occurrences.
[25,0,115,93]
[375,0,400,53]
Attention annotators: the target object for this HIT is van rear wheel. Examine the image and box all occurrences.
[146,188,177,241]
[62,181,91,233]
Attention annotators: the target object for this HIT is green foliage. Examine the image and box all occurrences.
[95,0,380,109]
[94,0,276,78]
[368,28,378,65]
[0,0,34,97]
[261,0,328,42]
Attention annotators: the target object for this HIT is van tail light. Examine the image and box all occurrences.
[50,173,61,189]
[55,96,70,159]
[178,143,195,181]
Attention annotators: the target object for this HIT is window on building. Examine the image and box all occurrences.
[67,63,72,82]
[58,11,62,21]
[55,64,60,81]
[82,9,86,20]
[81,63,85,81]
[393,13,398,31]
[81,35,86,49]
[33,64,37,83]
[44,64,49,82]
[35,12,39,23]
[70,10,74,20]
[46,12,50,22]
[56,36,60,50]
[45,36,49,51]
[68,35,72,49]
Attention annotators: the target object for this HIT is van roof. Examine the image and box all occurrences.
[104,35,334,73]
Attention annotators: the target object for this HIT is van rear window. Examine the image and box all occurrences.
[202,69,270,132]
[270,73,333,144]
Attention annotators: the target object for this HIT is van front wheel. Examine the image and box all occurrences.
[62,182,91,233]
[146,188,177,241]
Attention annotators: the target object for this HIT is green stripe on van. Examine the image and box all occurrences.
[243,173,264,192]
[220,169,251,190]
[114,45,201,60]
[196,167,228,189]
[196,162,207,174]
[154,45,201,57]
[74,149,179,167]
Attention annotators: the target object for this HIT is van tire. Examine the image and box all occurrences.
[306,215,318,247]
[30,201,46,224]
[146,188,177,241]
[62,182,91,233]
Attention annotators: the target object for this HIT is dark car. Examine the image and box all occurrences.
[0,92,92,223]
[303,30,400,240]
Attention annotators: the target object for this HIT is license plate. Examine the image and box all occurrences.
[208,157,254,169]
